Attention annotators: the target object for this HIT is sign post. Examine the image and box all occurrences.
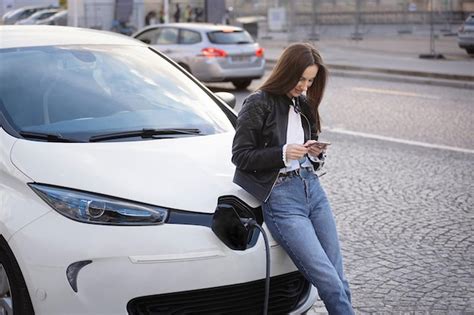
[419,0,445,59]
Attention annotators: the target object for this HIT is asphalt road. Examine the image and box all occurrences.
[321,77,474,151]
[207,76,474,314]
[208,75,474,151]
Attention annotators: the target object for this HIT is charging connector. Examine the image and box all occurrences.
[211,202,271,314]
[240,218,271,315]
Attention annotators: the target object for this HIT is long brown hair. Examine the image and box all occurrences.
[260,42,328,133]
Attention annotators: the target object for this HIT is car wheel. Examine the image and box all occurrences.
[0,239,34,315]
[232,79,252,90]
[466,48,474,55]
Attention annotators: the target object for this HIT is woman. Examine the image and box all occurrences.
[232,43,354,314]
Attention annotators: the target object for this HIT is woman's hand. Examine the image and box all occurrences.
[304,140,326,157]
[307,145,324,157]
[286,144,308,161]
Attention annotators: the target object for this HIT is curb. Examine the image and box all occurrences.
[329,69,474,90]
[326,64,474,82]
[265,59,474,90]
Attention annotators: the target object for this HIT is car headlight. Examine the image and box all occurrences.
[29,184,168,225]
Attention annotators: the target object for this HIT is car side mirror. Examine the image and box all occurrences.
[215,92,236,108]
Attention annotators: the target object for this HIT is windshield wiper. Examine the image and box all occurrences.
[236,41,252,44]
[19,131,82,143]
[89,128,202,142]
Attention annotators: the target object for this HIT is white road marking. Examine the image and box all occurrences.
[326,127,474,154]
[351,87,441,100]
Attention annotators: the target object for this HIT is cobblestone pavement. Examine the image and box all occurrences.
[307,131,474,314]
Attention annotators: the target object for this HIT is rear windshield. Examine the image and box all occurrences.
[207,30,254,44]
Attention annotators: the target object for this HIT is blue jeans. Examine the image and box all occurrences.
[263,168,354,315]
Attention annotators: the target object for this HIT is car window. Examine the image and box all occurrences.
[136,28,160,44]
[19,9,36,20]
[37,12,56,20]
[179,29,201,44]
[156,28,179,45]
[0,45,234,141]
[207,30,254,44]
[466,16,474,25]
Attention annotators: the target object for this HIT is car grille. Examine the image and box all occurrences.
[127,271,309,314]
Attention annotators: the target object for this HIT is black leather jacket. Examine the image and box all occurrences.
[232,90,321,202]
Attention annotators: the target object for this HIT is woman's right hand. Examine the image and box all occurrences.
[285,144,309,161]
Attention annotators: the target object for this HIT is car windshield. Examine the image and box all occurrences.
[207,30,254,44]
[466,17,474,25]
[0,45,234,142]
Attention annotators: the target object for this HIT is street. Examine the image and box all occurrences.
[207,74,474,313]
[209,75,474,150]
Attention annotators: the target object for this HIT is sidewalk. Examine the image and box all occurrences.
[259,32,474,89]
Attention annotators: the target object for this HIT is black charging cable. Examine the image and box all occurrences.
[240,218,270,315]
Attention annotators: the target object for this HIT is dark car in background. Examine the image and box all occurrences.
[458,13,474,54]
[133,23,265,90]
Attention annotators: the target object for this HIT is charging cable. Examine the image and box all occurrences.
[240,218,270,315]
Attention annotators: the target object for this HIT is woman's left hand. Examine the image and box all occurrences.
[304,140,326,157]
[308,146,324,157]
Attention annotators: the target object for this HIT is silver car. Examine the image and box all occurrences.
[35,10,67,26]
[133,23,265,89]
[1,5,55,25]
[458,13,474,55]
[15,8,59,25]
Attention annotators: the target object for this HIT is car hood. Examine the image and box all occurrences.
[10,132,259,212]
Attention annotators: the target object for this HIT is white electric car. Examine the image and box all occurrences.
[0,26,317,315]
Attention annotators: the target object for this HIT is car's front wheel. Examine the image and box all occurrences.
[232,79,252,90]
[0,238,34,315]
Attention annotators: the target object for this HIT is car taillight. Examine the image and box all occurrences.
[256,47,264,58]
[200,47,228,58]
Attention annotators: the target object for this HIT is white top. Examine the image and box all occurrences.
[280,99,315,173]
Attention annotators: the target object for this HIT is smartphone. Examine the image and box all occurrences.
[306,140,331,148]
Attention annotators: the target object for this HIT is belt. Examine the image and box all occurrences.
[279,166,313,178]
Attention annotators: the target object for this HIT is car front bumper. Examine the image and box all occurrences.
[11,210,316,314]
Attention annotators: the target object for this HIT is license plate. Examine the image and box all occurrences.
[232,55,251,62]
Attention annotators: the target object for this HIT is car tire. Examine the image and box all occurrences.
[232,79,252,90]
[0,237,34,315]
[466,48,474,55]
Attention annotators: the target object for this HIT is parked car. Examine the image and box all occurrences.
[35,9,67,26]
[458,13,474,54]
[0,25,317,315]
[1,5,56,25]
[133,23,265,90]
[15,8,59,25]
